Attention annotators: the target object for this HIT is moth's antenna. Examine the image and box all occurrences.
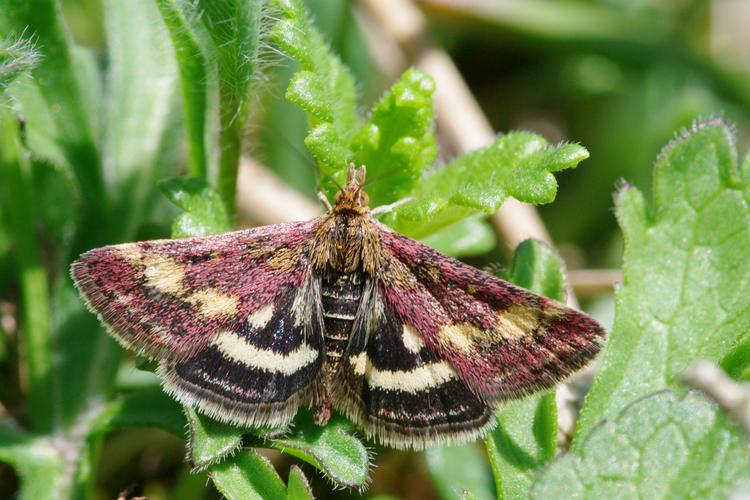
[268,124,323,184]
[317,172,343,193]
[361,165,405,189]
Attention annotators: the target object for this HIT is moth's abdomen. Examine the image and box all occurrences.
[321,272,363,373]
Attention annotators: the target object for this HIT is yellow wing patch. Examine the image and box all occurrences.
[186,289,239,318]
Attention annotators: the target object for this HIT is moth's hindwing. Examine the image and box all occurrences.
[378,227,606,406]
[71,221,318,361]
[333,281,494,449]
[160,277,325,428]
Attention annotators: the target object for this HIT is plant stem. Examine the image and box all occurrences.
[155,0,209,179]
[216,94,243,222]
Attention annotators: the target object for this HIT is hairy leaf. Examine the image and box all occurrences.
[287,465,314,500]
[0,0,108,249]
[198,0,263,217]
[210,449,288,500]
[389,133,589,237]
[271,0,357,177]
[352,67,437,206]
[0,35,39,89]
[271,409,370,489]
[575,119,750,442]
[155,0,210,178]
[185,407,244,471]
[533,391,750,498]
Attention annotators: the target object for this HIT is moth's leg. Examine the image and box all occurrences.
[370,197,415,216]
[317,191,333,213]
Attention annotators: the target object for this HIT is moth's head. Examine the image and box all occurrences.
[333,163,369,214]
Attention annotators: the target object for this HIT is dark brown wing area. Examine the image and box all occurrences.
[333,280,494,449]
[160,279,325,428]
[376,225,606,405]
[71,220,321,361]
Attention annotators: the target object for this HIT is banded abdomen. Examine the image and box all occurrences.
[321,271,363,374]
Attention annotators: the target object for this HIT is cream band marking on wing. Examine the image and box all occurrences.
[497,304,539,341]
[401,324,425,353]
[186,288,239,317]
[247,303,275,329]
[142,255,186,295]
[210,330,318,375]
[114,244,143,263]
[436,323,483,353]
[347,353,456,394]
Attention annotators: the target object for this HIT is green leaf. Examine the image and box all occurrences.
[425,443,495,500]
[154,0,210,178]
[271,0,358,176]
[0,35,39,90]
[103,0,181,241]
[160,177,231,237]
[575,119,750,443]
[30,158,79,251]
[532,391,750,498]
[388,133,589,237]
[209,449,288,500]
[199,0,263,217]
[0,423,64,499]
[420,217,496,258]
[270,409,370,489]
[484,240,564,500]
[185,407,245,471]
[721,337,750,381]
[0,0,108,251]
[287,465,314,500]
[351,67,437,206]
[1,106,55,433]
[91,386,187,437]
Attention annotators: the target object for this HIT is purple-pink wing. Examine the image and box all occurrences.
[71,220,321,361]
[377,227,605,404]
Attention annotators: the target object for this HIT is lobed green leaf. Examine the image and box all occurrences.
[271,0,358,178]
[351,67,437,206]
[575,119,750,443]
[532,391,750,498]
[388,133,589,237]
[485,240,564,500]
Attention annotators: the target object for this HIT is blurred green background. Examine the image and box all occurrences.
[2,0,749,498]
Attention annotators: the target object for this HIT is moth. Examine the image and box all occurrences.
[72,165,605,449]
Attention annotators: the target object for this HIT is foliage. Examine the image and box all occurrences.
[1,0,749,499]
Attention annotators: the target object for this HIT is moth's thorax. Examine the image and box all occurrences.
[311,212,382,274]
